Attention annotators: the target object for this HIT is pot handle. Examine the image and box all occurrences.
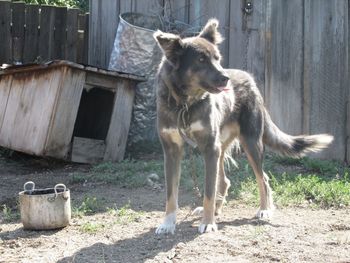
[55,183,68,200]
[23,181,35,194]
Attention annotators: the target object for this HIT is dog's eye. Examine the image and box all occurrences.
[214,55,220,61]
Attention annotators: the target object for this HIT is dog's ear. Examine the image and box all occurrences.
[199,18,223,45]
[154,30,184,67]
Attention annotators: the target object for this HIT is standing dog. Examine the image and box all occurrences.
[154,19,333,234]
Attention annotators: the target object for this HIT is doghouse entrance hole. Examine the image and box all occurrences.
[73,87,115,140]
[71,87,115,163]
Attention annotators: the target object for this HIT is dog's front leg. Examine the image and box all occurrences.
[155,130,184,235]
[199,145,221,233]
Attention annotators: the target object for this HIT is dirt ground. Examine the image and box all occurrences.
[0,153,350,263]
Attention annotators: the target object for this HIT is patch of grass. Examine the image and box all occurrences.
[80,222,105,234]
[114,203,144,225]
[1,204,20,222]
[227,154,350,208]
[73,196,104,217]
[70,159,163,188]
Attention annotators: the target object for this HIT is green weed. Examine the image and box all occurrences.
[114,203,144,225]
[73,196,104,217]
[1,204,20,222]
[80,222,105,234]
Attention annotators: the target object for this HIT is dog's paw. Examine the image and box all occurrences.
[256,209,273,219]
[198,223,218,233]
[155,222,176,235]
[191,206,204,216]
[155,212,176,235]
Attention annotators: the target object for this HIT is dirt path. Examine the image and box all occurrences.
[0,155,350,263]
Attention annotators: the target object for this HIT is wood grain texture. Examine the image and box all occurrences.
[0,69,62,154]
[0,75,12,131]
[44,67,85,159]
[104,80,135,161]
[88,0,120,68]
[39,5,56,61]
[11,2,25,64]
[66,8,79,62]
[264,0,303,135]
[0,1,12,64]
[304,0,348,159]
[23,4,40,63]
[53,7,67,59]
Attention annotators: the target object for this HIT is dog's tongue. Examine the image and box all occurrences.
[216,85,230,92]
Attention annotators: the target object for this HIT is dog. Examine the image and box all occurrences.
[153,19,333,234]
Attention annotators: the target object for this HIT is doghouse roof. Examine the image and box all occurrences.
[0,60,146,82]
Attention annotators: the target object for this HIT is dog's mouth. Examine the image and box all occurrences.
[215,85,230,92]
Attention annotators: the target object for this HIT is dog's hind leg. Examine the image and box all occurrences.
[241,137,275,219]
[215,153,231,216]
[155,129,184,234]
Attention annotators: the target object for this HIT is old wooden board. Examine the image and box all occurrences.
[0,1,12,64]
[104,80,135,161]
[39,5,56,61]
[66,8,79,62]
[45,68,85,159]
[88,0,120,68]
[71,137,105,163]
[23,4,40,63]
[0,75,12,131]
[264,0,303,135]
[11,2,25,64]
[303,0,348,159]
[0,69,62,154]
[53,7,67,60]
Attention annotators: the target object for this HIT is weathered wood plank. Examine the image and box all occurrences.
[23,4,40,63]
[0,75,12,130]
[71,137,105,163]
[228,0,248,70]
[245,0,266,97]
[82,13,89,65]
[45,68,85,158]
[66,8,79,62]
[188,0,230,67]
[53,7,67,59]
[304,0,348,159]
[104,80,135,161]
[39,5,56,61]
[11,2,26,64]
[85,71,120,90]
[264,0,303,135]
[0,1,12,64]
[88,0,120,68]
[0,69,62,154]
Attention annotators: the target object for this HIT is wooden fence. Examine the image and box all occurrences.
[0,1,89,65]
[89,0,349,162]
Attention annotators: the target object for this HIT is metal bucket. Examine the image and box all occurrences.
[19,181,71,230]
[109,12,163,145]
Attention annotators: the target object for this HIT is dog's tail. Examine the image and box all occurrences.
[263,110,333,158]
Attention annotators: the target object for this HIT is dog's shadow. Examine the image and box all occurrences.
[56,216,282,262]
[57,219,199,263]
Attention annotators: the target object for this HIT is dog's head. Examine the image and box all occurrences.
[154,19,230,95]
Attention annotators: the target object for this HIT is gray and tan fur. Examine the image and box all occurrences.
[154,19,333,234]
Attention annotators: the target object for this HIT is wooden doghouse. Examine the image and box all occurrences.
[0,60,144,163]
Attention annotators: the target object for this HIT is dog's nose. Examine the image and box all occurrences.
[217,74,229,86]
